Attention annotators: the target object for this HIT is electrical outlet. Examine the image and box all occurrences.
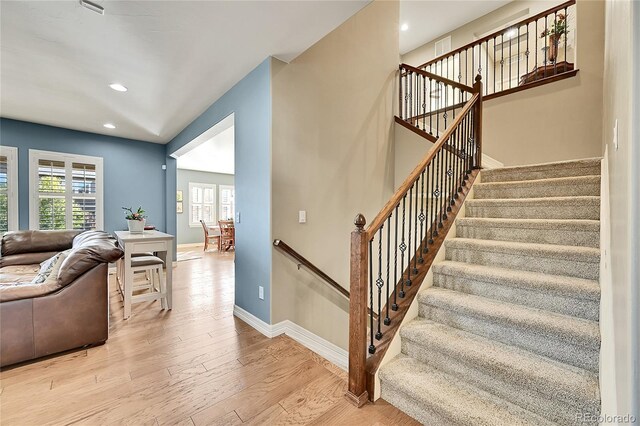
[258,286,264,300]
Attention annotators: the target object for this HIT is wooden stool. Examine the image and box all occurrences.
[117,255,167,313]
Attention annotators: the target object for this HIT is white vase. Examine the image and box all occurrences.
[127,219,145,234]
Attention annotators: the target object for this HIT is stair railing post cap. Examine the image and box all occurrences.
[475,74,483,82]
[354,214,367,229]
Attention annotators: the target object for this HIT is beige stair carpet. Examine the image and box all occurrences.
[380,158,602,426]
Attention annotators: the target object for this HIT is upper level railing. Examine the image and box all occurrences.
[418,0,577,101]
[346,70,483,406]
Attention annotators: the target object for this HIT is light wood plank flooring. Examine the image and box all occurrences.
[0,247,418,425]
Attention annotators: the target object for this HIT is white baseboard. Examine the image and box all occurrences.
[233,305,348,371]
[482,153,504,169]
[177,243,204,249]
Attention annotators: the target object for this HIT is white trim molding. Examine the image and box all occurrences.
[0,146,19,231]
[482,153,504,169]
[233,305,348,371]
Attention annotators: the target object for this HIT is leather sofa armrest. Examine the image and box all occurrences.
[0,251,60,268]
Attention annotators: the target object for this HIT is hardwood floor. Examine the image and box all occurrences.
[0,247,418,425]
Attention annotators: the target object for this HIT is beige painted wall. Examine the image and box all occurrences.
[271,1,399,349]
[600,0,639,419]
[403,0,604,166]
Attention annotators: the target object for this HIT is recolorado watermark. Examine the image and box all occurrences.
[576,413,637,424]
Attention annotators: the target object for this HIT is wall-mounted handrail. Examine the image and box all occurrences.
[273,239,378,320]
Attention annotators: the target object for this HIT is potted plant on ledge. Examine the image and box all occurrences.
[540,13,568,64]
[123,206,146,234]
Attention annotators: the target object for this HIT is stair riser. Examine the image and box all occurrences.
[445,247,599,280]
[466,203,600,220]
[379,383,452,425]
[434,274,599,321]
[482,165,601,183]
[419,304,599,372]
[457,224,599,248]
[401,339,598,425]
[474,182,600,199]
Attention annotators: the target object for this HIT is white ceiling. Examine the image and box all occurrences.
[400,0,512,55]
[177,125,234,175]
[0,0,369,144]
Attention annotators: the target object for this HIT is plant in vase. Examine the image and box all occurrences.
[122,206,147,233]
[540,13,568,64]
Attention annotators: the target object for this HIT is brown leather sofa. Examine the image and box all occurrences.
[0,230,123,367]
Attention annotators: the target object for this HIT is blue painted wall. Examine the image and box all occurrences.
[167,58,272,323]
[0,118,167,233]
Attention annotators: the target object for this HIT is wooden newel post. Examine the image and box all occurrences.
[473,74,483,169]
[345,213,369,407]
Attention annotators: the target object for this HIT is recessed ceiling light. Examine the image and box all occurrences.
[109,83,127,92]
[505,29,517,39]
[103,123,116,129]
[401,23,409,32]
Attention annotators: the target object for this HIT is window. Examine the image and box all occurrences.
[0,146,18,232]
[29,150,103,231]
[189,182,216,227]
[219,185,235,221]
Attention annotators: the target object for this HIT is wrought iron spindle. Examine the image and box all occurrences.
[392,205,399,311]
[399,195,406,298]
[553,12,558,75]
[509,28,512,89]
[429,77,433,134]
[412,175,419,274]
[438,148,445,228]
[385,216,391,325]
[422,75,426,131]
[368,239,375,354]
[375,227,383,340]
[564,7,568,64]
[429,154,436,244]
[406,184,413,284]
[421,168,427,255]
[501,34,504,91]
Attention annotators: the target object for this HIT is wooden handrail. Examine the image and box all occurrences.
[417,0,576,69]
[273,239,378,320]
[273,239,348,298]
[400,63,474,93]
[366,92,479,235]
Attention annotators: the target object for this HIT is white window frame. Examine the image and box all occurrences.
[28,149,104,231]
[188,182,216,227]
[218,184,235,221]
[0,146,19,231]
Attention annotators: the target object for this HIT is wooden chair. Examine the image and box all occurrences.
[218,220,235,251]
[200,220,220,251]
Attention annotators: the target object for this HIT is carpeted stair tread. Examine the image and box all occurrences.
[379,355,556,426]
[474,175,600,199]
[433,260,600,301]
[418,287,599,350]
[456,217,600,247]
[481,158,601,183]
[445,238,600,280]
[465,196,600,220]
[400,319,600,416]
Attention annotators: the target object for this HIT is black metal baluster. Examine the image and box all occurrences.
[375,227,383,340]
[406,184,413,284]
[404,68,408,120]
[535,19,539,81]
[544,16,548,78]
[485,40,489,96]
[392,205,399,311]
[526,23,530,78]
[421,167,428,255]
[422,75,426,131]
[564,7,568,64]
[436,82,440,137]
[501,34,504,91]
[493,37,497,94]
[368,239,375,354]
[448,131,456,210]
[517,25,520,85]
[429,77,433,134]
[438,148,445,228]
[509,29,512,89]
[443,83,448,129]
[412,175,420,272]
[399,196,406,298]
[429,155,436,244]
[385,216,391,325]
[553,11,558,75]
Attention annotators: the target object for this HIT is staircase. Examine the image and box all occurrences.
[378,158,602,425]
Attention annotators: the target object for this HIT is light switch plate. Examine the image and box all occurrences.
[299,210,307,223]
[613,119,619,151]
[236,212,241,223]
[258,286,264,300]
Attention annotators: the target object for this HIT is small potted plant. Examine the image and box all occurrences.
[540,13,568,63]
[122,206,146,234]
